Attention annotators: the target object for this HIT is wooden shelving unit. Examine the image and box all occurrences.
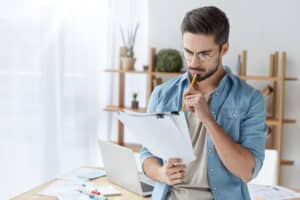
[239,50,297,184]
[103,48,297,184]
[103,48,183,151]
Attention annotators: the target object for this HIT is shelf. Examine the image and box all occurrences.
[280,159,295,166]
[240,75,298,81]
[104,69,184,77]
[104,69,148,74]
[240,75,278,81]
[283,118,297,124]
[285,77,298,81]
[104,105,147,113]
[266,117,297,125]
[151,71,183,76]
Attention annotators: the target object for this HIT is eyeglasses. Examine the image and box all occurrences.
[183,48,220,63]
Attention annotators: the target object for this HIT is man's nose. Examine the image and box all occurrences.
[190,54,202,67]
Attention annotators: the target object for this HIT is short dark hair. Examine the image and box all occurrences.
[181,6,230,46]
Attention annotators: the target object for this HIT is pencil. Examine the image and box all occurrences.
[181,73,197,112]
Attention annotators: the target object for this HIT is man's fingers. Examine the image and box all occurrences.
[184,90,196,97]
[167,165,186,175]
[163,159,186,185]
[170,177,184,185]
[184,94,203,101]
[167,158,182,167]
[185,99,198,109]
[168,170,185,185]
[184,88,202,97]
[170,171,185,180]
[184,90,192,97]
[188,106,195,112]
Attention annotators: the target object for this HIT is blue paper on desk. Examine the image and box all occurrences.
[60,167,106,181]
[77,169,106,180]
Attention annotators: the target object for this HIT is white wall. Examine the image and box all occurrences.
[148,0,300,188]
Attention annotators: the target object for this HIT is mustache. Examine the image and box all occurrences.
[188,67,205,72]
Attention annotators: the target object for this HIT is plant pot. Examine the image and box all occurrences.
[131,100,139,109]
[121,57,136,71]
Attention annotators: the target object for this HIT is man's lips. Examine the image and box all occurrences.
[189,67,205,74]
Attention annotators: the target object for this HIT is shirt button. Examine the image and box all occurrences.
[208,148,212,153]
[209,168,214,172]
[213,187,217,191]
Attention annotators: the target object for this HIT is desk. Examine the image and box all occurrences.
[10,168,300,200]
[11,176,151,200]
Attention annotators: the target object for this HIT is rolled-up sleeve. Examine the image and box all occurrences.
[240,90,267,179]
[140,146,163,174]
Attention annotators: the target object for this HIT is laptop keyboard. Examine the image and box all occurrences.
[141,181,153,192]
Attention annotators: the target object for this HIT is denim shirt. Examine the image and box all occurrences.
[140,66,267,200]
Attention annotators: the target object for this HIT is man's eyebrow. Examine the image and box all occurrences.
[184,47,213,54]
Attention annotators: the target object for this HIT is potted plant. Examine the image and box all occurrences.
[120,23,139,71]
[155,49,183,72]
[131,92,139,109]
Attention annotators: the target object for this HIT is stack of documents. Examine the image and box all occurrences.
[118,111,195,164]
[248,184,300,200]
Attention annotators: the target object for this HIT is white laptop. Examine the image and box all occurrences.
[98,140,154,196]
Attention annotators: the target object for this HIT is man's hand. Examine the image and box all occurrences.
[158,158,186,185]
[184,88,213,123]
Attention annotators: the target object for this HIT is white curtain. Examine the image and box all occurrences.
[0,0,110,199]
[0,0,147,198]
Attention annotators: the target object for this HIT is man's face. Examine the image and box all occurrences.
[183,32,224,82]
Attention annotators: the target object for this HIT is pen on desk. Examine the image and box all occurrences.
[78,187,106,200]
[181,73,197,112]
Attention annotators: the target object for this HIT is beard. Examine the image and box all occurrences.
[188,57,220,82]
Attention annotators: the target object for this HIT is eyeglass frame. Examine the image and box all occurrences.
[183,44,223,64]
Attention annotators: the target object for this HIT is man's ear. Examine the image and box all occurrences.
[221,42,229,55]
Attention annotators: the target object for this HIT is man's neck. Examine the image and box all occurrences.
[195,65,226,94]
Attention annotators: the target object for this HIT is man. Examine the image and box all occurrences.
[140,6,267,200]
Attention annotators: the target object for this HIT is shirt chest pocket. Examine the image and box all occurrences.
[218,108,245,142]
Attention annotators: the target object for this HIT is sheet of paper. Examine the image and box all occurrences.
[170,112,191,142]
[118,111,195,164]
[248,184,300,200]
[39,179,90,200]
